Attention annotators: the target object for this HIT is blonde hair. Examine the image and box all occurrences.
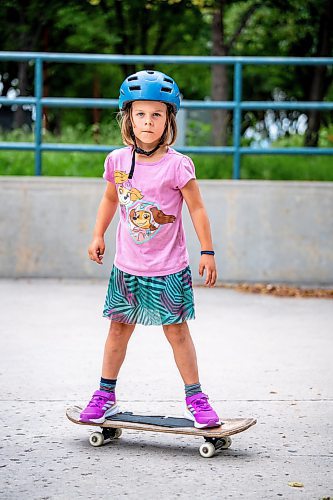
[117,102,178,147]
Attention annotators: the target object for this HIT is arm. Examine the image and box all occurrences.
[88,181,119,265]
[181,179,217,287]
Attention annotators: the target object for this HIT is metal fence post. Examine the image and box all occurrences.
[34,57,43,176]
[233,62,242,179]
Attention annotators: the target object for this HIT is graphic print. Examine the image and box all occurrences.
[114,169,176,244]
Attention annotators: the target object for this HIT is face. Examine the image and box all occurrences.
[131,101,167,149]
[131,209,152,229]
[118,186,131,205]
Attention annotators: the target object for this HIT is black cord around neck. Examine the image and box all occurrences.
[128,136,165,179]
[134,143,161,156]
[128,123,168,179]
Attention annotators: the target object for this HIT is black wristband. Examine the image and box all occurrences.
[201,250,215,256]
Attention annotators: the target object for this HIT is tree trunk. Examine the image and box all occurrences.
[211,0,229,146]
[13,5,29,129]
[43,26,49,131]
[304,0,333,147]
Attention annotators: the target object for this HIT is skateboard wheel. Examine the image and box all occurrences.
[217,436,232,450]
[89,432,104,447]
[114,428,122,439]
[199,442,216,458]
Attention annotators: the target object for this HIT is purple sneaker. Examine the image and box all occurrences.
[184,392,221,429]
[80,390,120,423]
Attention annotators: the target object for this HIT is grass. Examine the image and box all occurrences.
[0,125,332,181]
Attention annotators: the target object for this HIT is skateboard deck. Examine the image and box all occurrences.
[66,406,256,458]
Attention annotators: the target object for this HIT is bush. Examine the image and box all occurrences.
[0,124,332,180]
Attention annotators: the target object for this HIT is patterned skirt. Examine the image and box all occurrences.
[103,265,195,326]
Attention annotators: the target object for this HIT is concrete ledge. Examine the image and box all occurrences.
[0,176,332,284]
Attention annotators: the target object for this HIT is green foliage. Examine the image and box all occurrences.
[186,119,212,146]
[0,0,332,153]
[241,154,333,181]
[0,126,332,180]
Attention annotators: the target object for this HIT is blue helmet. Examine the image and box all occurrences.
[119,70,180,114]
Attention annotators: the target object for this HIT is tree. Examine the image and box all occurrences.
[0,0,210,132]
[0,0,79,128]
[224,0,333,147]
[300,0,333,146]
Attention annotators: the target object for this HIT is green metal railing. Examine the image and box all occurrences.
[0,52,332,178]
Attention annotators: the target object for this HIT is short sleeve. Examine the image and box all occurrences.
[176,155,196,189]
[103,153,115,184]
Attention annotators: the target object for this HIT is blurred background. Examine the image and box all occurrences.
[0,0,332,180]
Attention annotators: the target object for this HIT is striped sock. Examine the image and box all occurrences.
[100,377,117,393]
[185,383,202,398]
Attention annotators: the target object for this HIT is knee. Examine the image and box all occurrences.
[164,324,188,345]
[108,322,133,341]
[110,323,125,336]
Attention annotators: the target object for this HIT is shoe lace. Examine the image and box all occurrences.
[193,395,211,412]
[88,395,108,408]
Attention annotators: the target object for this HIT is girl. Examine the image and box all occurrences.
[80,70,220,429]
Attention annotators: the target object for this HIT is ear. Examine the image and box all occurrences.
[129,209,135,220]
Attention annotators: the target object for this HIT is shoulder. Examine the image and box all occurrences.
[167,148,195,168]
[105,146,131,163]
[103,147,131,183]
[167,148,196,189]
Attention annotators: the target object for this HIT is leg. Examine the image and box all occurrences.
[164,322,220,429]
[80,321,135,423]
[102,321,135,379]
[163,321,199,385]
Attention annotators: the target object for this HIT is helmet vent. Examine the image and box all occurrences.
[129,86,141,91]
[147,71,155,74]
[128,76,138,82]
[164,77,173,84]
[161,87,172,93]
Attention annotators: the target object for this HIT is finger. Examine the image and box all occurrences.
[92,250,103,264]
[210,270,217,287]
[199,263,204,277]
[205,269,212,286]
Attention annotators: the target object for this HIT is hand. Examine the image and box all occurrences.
[88,236,105,265]
[199,255,217,287]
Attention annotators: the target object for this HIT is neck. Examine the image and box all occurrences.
[133,137,165,157]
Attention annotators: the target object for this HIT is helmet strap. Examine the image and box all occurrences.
[128,124,167,179]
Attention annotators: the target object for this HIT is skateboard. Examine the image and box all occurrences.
[66,406,256,458]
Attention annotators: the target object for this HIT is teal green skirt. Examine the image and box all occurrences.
[103,265,195,326]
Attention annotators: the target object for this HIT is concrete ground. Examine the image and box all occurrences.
[0,279,332,500]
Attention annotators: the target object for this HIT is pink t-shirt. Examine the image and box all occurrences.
[103,146,196,276]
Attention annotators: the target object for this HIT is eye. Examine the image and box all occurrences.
[144,214,149,219]
[153,113,161,117]
[137,112,144,117]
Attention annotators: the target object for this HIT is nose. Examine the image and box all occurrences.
[145,115,153,125]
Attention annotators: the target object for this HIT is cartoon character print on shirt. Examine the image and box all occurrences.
[129,202,176,243]
[114,169,176,244]
[114,170,143,221]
